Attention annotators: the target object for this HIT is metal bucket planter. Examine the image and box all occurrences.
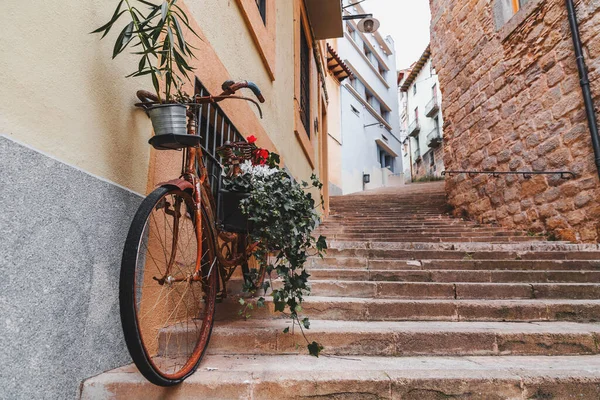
[218,190,253,233]
[147,104,187,136]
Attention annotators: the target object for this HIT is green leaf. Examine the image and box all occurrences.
[238,298,245,306]
[160,0,168,22]
[257,297,265,308]
[301,317,310,329]
[112,21,135,59]
[151,68,161,97]
[274,301,286,313]
[137,0,161,8]
[90,0,125,36]
[316,235,328,251]
[283,327,290,334]
[167,26,175,52]
[172,15,187,53]
[307,341,324,357]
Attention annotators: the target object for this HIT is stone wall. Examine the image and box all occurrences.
[429,0,600,242]
[0,136,142,399]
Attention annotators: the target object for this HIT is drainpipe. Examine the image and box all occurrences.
[566,0,600,179]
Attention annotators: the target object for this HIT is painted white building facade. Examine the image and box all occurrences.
[399,46,445,181]
[334,2,403,195]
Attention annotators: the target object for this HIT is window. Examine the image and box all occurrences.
[346,23,356,41]
[236,0,275,78]
[432,84,438,102]
[413,83,417,95]
[255,0,267,24]
[300,25,311,138]
[381,105,390,123]
[351,105,360,116]
[494,0,531,30]
[378,146,394,172]
[378,64,387,80]
[414,107,419,122]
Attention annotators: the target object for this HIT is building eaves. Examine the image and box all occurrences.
[400,45,431,92]
[327,43,353,81]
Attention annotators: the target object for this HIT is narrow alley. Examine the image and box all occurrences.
[82,182,600,398]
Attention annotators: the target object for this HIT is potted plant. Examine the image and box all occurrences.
[217,135,269,232]
[91,0,200,135]
[219,135,328,357]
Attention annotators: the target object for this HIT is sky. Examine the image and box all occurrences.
[345,0,432,70]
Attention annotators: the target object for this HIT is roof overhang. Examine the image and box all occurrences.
[327,43,352,81]
[400,45,431,92]
[305,0,344,40]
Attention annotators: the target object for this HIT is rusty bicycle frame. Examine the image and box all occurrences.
[135,80,265,296]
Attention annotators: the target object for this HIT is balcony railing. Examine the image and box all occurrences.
[425,96,439,117]
[427,128,442,148]
[408,119,420,137]
[413,147,421,161]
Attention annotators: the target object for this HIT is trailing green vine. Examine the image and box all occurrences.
[219,138,327,356]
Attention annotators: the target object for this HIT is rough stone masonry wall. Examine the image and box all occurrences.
[429,0,600,242]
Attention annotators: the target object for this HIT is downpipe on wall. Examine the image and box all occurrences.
[566,0,600,179]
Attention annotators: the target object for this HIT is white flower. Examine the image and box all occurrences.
[239,160,279,179]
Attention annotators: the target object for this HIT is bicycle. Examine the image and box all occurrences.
[120,80,267,387]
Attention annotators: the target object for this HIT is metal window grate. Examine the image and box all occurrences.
[255,0,267,24]
[194,77,245,201]
[300,26,311,138]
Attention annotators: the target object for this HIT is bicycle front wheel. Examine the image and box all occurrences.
[120,186,217,386]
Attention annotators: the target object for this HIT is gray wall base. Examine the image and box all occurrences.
[0,136,143,399]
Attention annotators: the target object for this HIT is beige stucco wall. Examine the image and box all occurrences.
[186,0,313,180]
[325,74,343,190]
[0,1,154,194]
[0,0,319,194]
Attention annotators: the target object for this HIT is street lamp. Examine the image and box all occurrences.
[342,14,380,33]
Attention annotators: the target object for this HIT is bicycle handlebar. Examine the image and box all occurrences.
[135,80,265,119]
[221,80,265,103]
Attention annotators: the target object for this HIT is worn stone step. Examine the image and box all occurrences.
[310,257,600,271]
[216,297,600,322]
[308,268,600,283]
[318,228,517,235]
[80,354,600,399]
[198,320,600,357]
[323,248,600,261]
[324,235,541,243]
[305,281,600,300]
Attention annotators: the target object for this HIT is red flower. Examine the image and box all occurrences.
[247,135,257,144]
[253,148,270,165]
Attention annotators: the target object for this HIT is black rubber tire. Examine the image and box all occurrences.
[120,186,217,387]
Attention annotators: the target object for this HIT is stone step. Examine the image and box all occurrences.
[216,297,600,322]
[323,235,541,243]
[80,354,600,399]
[201,320,600,357]
[323,248,600,260]
[318,228,517,235]
[309,257,600,270]
[308,268,600,283]
[304,281,600,300]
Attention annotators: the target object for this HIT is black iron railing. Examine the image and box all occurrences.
[194,77,245,200]
[442,170,577,180]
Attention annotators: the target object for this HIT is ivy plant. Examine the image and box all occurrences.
[220,142,328,357]
[91,0,200,103]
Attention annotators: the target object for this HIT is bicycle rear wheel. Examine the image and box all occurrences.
[120,186,217,387]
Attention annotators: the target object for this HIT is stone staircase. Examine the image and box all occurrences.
[81,182,600,399]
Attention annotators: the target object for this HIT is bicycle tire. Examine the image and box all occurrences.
[120,185,217,386]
